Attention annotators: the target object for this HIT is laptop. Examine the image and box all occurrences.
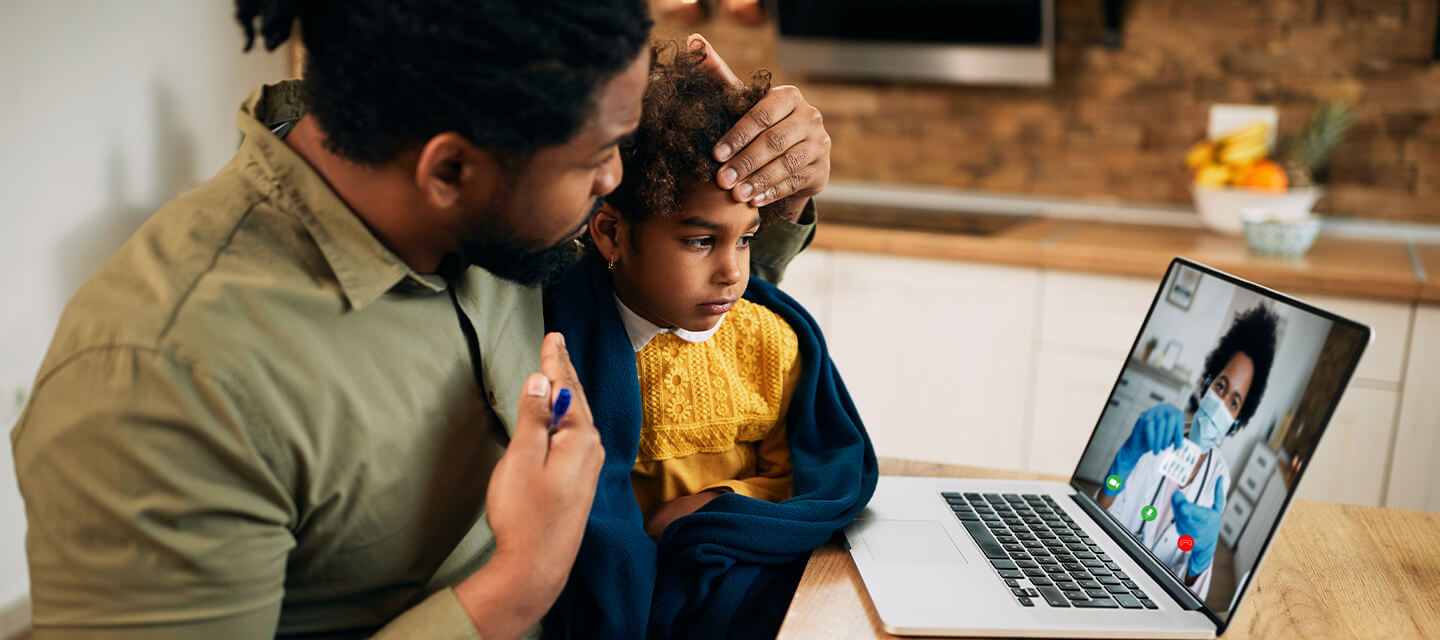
[844,257,1371,638]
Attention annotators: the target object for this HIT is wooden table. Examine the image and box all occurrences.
[778,459,1440,639]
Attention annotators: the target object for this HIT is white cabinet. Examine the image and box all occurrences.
[1028,271,1174,478]
[826,253,1041,469]
[1027,350,1118,477]
[1039,270,1161,358]
[776,248,835,336]
[1294,385,1400,507]
[1387,304,1440,512]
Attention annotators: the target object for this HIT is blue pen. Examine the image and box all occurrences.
[549,388,572,432]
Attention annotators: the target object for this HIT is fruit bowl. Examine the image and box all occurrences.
[1191,185,1321,234]
[1241,213,1321,257]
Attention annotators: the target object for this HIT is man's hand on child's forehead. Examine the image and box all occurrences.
[688,34,743,88]
[687,33,833,221]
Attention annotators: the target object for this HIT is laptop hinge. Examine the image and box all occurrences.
[1068,488,1207,612]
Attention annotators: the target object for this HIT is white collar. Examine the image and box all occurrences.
[613,293,725,352]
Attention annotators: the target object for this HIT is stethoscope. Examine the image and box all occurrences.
[1134,377,1231,544]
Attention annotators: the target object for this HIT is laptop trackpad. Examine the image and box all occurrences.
[863,520,966,565]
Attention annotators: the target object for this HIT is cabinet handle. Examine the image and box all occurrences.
[1119,379,1130,386]
[1149,392,1165,403]
[1108,400,1120,407]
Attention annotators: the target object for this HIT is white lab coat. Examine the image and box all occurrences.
[1103,448,1230,600]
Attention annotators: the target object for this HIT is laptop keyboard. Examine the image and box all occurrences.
[944,492,1158,610]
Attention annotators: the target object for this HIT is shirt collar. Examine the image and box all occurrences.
[613,293,725,352]
[235,80,441,310]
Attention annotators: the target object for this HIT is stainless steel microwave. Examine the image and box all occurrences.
[774,0,1054,87]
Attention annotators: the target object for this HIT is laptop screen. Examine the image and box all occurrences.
[1070,258,1369,626]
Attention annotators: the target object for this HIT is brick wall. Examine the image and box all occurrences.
[652,0,1440,225]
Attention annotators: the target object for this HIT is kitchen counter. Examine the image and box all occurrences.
[811,201,1435,304]
[1418,244,1440,303]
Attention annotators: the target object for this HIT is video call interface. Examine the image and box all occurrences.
[1072,262,1366,619]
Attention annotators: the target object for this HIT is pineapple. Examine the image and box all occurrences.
[1281,101,1355,188]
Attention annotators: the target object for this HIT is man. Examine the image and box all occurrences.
[10,1,832,638]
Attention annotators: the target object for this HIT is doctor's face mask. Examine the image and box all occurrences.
[1189,388,1233,450]
[1188,351,1256,449]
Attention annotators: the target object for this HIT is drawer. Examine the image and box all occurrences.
[1237,445,1278,503]
[1219,490,1254,549]
[1135,382,1173,408]
[1112,370,1140,400]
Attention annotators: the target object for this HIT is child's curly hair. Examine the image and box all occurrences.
[605,41,785,227]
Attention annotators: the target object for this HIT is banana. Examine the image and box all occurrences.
[1187,120,1274,186]
[1218,139,1269,167]
[1194,163,1232,187]
[1218,121,1270,148]
[1185,141,1215,170]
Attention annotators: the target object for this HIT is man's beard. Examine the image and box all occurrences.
[454,198,601,287]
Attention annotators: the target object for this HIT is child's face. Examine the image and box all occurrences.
[606,185,761,332]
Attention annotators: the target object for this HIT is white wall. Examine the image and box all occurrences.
[1132,266,1236,383]
[0,1,287,629]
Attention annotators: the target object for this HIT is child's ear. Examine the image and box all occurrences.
[589,203,626,260]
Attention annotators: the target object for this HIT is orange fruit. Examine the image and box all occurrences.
[1238,160,1289,191]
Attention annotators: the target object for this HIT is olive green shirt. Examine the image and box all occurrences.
[10,81,815,639]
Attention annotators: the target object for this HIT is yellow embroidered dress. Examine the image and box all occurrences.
[618,297,801,520]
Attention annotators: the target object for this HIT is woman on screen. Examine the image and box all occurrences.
[1095,305,1279,598]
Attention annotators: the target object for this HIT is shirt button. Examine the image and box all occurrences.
[486,390,498,407]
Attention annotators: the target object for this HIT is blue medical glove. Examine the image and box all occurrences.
[1103,403,1184,496]
[1172,476,1225,577]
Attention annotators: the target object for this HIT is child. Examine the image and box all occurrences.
[543,44,877,639]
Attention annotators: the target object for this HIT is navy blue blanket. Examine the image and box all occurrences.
[542,254,877,639]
